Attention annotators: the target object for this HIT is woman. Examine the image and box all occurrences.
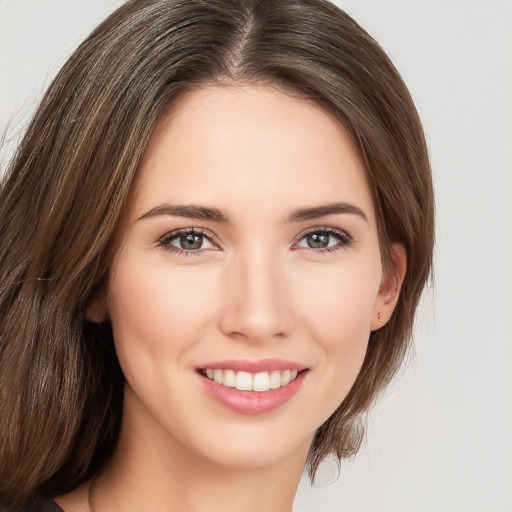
[0,0,434,511]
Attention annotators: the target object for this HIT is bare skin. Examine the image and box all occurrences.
[57,85,404,512]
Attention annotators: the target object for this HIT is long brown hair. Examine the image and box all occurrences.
[0,0,434,505]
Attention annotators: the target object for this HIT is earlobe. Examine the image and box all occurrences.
[370,243,407,331]
[86,290,109,323]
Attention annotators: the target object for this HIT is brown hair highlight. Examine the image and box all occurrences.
[0,0,434,504]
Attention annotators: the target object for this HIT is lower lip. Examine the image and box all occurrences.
[199,371,307,415]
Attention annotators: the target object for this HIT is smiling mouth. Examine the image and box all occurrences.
[199,368,304,392]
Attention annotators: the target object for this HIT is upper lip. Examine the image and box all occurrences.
[197,358,308,373]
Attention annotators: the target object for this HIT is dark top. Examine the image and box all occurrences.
[0,498,63,512]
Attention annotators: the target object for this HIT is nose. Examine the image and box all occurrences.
[218,248,293,343]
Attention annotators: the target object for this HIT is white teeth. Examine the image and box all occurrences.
[235,371,253,391]
[269,370,282,389]
[213,369,223,384]
[203,368,300,392]
[223,369,236,388]
[253,372,270,392]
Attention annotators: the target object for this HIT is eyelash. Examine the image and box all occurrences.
[293,227,353,254]
[156,228,216,257]
[156,226,353,256]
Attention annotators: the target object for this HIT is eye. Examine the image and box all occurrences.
[295,228,352,251]
[158,229,216,253]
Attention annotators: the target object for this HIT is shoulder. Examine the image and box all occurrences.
[0,498,63,512]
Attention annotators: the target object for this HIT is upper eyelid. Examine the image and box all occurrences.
[157,227,218,246]
[293,226,352,241]
[160,227,213,239]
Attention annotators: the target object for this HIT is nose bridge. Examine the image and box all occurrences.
[219,243,291,342]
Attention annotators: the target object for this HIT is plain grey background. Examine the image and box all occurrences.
[1,1,511,511]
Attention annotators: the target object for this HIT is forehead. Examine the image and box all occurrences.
[131,85,374,222]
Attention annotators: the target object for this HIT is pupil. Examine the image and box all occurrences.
[307,233,329,248]
[181,233,202,250]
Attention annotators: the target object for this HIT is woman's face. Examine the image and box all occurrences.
[97,85,399,470]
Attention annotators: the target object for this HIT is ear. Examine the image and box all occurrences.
[86,288,109,323]
[370,243,407,331]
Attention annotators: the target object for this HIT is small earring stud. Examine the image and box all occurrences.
[377,312,383,321]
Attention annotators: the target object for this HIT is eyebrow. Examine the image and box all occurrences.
[137,204,230,223]
[137,201,367,224]
[288,202,368,223]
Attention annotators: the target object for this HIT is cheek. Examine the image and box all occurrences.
[294,259,381,348]
[107,257,220,380]
[292,260,381,411]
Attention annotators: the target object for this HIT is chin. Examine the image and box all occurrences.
[188,427,313,471]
